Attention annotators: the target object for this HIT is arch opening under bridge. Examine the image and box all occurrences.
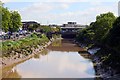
[61,27,85,38]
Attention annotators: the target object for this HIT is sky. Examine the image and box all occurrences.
[1,0,120,25]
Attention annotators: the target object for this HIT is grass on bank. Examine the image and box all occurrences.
[0,33,49,57]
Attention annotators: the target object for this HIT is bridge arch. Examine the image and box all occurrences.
[61,27,85,38]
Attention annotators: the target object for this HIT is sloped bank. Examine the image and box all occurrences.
[75,41,120,79]
[91,47,120,79]
[1,33,54,69]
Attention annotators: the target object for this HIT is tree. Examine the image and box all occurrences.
[98,17,120,72]
[28,23,40,32]
[76,26,95,44]
[1,3,22,33]
[2,7,11,32]
[94,12,116,42]
[33,23,40,30]
[76,12,116,45]
[9,11,22,32]
[104,16,120,50]
[41,26,52,33]
[0,1,2,29]
[28,24,34,32]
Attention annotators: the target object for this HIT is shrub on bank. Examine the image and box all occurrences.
[1,33,49,57]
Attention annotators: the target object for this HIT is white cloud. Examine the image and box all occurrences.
[60,3,69,9]
[14,1,118,25]
[2,0,119,3]
[19,2,71,24]
[21,3,53,13]
[89,1,102,6]
[1,0,10,3]
[20,2,70,14]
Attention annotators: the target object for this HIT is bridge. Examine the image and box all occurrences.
[61,27,86,38]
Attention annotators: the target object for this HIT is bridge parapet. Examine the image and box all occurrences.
[60,26,86,38]
[61,27,85,29]
[61,27,85,33]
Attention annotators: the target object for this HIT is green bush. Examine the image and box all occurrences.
[1,33,49,57]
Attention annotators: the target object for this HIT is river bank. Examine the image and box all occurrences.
[91,47,120,79]
[1,32,62,69]
[1,38,54,69]
[75,41,120,79]
[92,55,120,79]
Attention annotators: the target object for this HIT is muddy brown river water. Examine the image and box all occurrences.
[1,39,96,79]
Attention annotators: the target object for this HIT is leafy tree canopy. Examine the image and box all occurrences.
[1,2,22,33]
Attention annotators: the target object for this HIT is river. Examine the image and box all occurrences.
[2,39,96,78]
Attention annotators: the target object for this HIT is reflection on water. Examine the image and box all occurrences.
[51,39,62,47]
[78,51,92,59]
[3,68,21,78]
[2,39,96,78]
[48,39,85,52]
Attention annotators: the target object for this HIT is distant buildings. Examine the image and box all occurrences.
[22,21,40,30]
[118,1,120,16]
[61,22,87,28]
